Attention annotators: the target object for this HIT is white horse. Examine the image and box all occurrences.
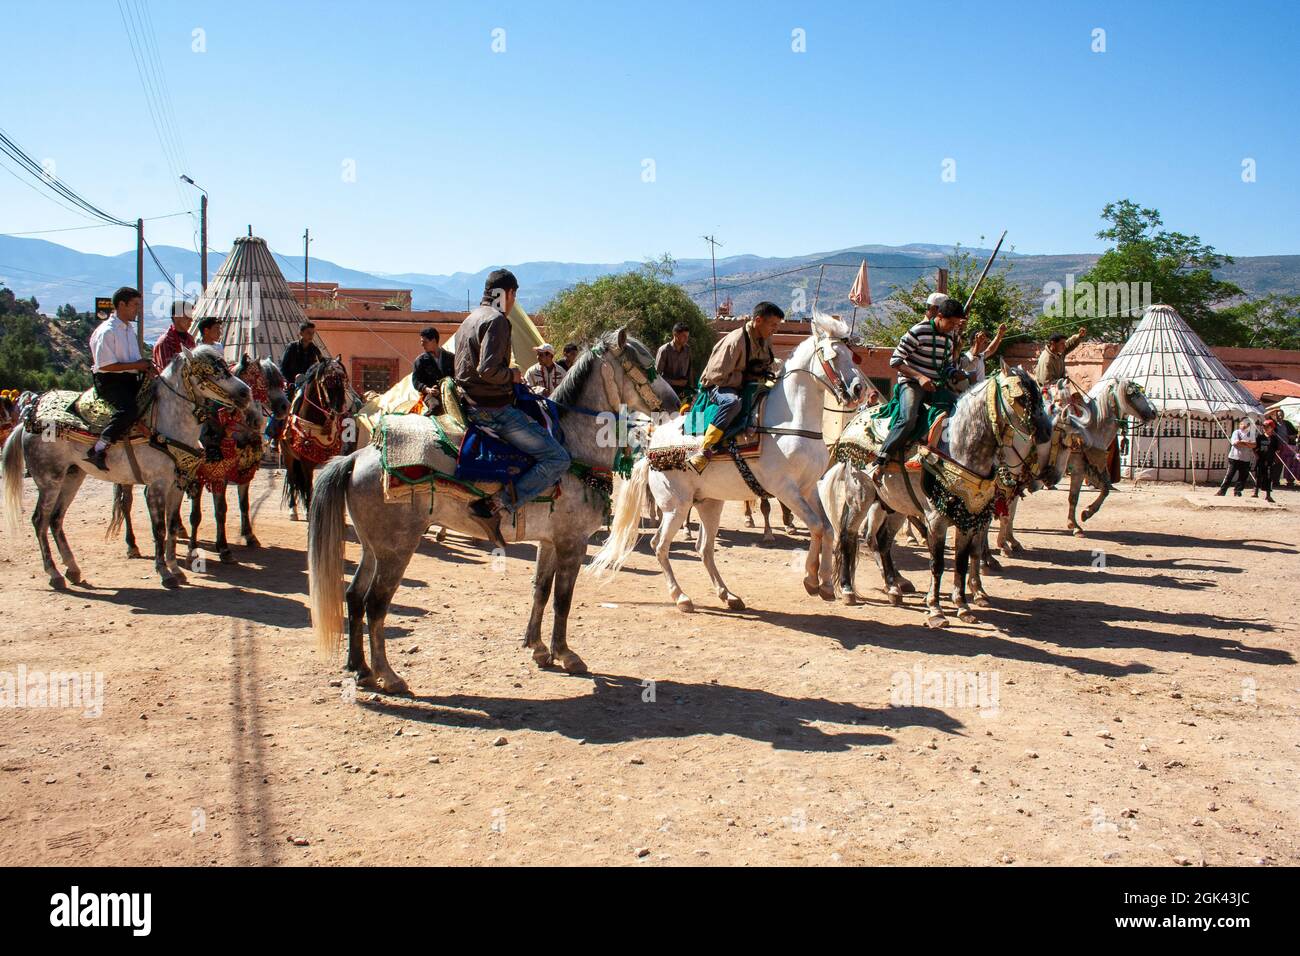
[3,345,252,588]
[589,312,866,611]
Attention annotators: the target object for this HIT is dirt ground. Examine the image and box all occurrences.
[1,469,1296,867]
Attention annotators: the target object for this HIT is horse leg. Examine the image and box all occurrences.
[1081,476,1111,523]
[924,520,949,628]
[969,528,992,607]
[187,492,203,564]
[782,502,796,533]
[49,469,86,586]
[30,479,67,589]
[866,510,903,604]
[523,541,558,668]
[213,488,234,562]
[654,504,695,612]
[743,499,755,528]
[119,484,142,558]
[547,545,588,674]
[951,531,978,622]
[238,481,259,548]
[694,498,744,609]
[772,484,834,600]
[759,497,775,543]
[360,560,411,696]
[1066,468,1085,536]
[344,547,376,678]
[145,483,181,588]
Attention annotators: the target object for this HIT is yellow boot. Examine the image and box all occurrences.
[687,425,726,474]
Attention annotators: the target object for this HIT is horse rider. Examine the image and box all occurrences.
[656,322,694,405]
[85,286,151,471]
[454,269,570,541]
[685,301,782,474]
[280,320,324,396]
[152,305,195,372]
[413,325,455,413]
[866,296,965,482]
[524,342,566,397]
[1035,326,1088,402]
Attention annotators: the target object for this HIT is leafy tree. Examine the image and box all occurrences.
[542,255,714,372]
[0,286,91,392]
[1215,294,1300,350]
[1044,200,1242,343]
[869,243,1036,354]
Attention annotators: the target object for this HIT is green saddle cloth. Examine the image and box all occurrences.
[682,381,762,439]
[844,381,957,452]
[34,380,154,433]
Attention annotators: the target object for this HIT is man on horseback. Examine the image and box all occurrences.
[85,286,150,471]
[152,305,195,372]
[1035,327,1087,390]
[280,321,323,393]
[454,269,570,540]
[685,301,782,474]
[866,296,964,482]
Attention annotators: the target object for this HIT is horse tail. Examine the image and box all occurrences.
[107,484,128,539]
[2,424,25,539]
[308,452,355,657]
[586,456,650,579]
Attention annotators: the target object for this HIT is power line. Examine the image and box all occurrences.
[0,128,133,227]
[0,210,194,238]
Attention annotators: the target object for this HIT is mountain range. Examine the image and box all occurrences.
[3,233,1298,340]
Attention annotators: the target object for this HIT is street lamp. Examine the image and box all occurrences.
[180,174,208,292]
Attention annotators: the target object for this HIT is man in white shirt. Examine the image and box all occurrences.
[1215,417,1257,497]
[85,286,151,471]
[524,343,565,397]
[958,322,1007,388]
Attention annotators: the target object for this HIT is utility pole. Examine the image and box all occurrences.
[303,228,311,309]
[703,234,722,317]
[200,192,208,292]
[936,268,948,294]
[136,218,145,354]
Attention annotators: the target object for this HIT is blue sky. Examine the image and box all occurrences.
[3,0,1298,274]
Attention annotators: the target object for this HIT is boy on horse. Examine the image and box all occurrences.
[85,286,150,471]
[866,296,966,481]
[686,301,782,474]
[454,269,570,541]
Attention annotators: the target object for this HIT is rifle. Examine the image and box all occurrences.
[962,229,1008,314]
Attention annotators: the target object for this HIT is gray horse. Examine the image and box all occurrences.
[307,328,678,695]
[819,364,1053,627]
[3,345,251,589]
[110,355,290,563]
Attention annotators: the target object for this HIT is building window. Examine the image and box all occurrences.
[352,358,399,395]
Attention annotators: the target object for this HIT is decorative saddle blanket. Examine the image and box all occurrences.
[832,381,954,469]
[30,386,153,443]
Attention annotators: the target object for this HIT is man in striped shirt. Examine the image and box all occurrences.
[868,297,964,479]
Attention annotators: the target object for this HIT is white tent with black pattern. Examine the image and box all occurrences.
[1092,303,1264,484]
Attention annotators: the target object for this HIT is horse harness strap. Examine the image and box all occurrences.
[758,425,823,440]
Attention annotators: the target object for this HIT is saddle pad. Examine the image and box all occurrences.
[682,382,764,439]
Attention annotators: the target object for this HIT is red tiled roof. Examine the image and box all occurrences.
[1241,379,1300,399]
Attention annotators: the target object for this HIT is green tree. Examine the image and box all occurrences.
[1215,294,1300,350]
[0,286,91,392]
[869,243,1036,354]
[1045,200,1242,343]
[542,255,714,373]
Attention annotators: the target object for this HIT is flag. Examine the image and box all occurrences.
[848,260,872,308]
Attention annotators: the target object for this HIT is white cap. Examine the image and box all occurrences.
[926,292,950,307]
[534,342,555,354]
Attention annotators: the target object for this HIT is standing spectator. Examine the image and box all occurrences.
[557,342,579,372]
[524,343,565,397]
[656,322,694,402]
[152,308,196,372]
[1253,417,1279,503]
[1215,418,1256,497]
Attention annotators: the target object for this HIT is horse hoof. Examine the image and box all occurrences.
[818,586,836,602]
[434,528,447,543]
[926,614,949,629]
[984,556,1002,571]
[49,575,66,590]
[839,590,858,606]
[802,577,820,597]
[761,534,775,545]
[244,536,261,549]
[173,571,188,585]
[377,675,412,697]
[219,550,235,564]
[1072,528,1085,538]
[557,651,588,674]
[126,547,142,559]
[531,646,554,668]
[956,609,977,624]
[974,595,992,608]
[887,591,903,607]
[744,518,755,528]
[161,576,180,589]
[898,579,917,594]
[676,597,695,614]
[725,595,746,610]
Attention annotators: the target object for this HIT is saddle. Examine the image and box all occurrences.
[30,384,153,444]
[670,382,767,463]
[832,382,950,472]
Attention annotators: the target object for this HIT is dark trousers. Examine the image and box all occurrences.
[1255,458,1274,495]
[707,387,743,433]
[878,380,926,460]
[93,372,142,445]
[1218,458,1252,495]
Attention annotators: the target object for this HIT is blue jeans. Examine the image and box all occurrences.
[708,387,743,432]
[466,404,571,512]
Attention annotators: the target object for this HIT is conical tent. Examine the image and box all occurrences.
[1092,304,1263,483]
[192,235,328,368]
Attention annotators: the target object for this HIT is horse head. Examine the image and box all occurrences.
[1114,376,1158,424]
[564,326,678,417]
[809,311,866,409]
[257,357,291,419]
[998,360,1053,444]
[177,344,252,411]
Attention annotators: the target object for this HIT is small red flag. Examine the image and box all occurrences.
[848,260,872,308]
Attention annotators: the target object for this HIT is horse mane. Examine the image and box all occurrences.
[550,337,604,406]
[811,309,851,339]
[260,357,286,389]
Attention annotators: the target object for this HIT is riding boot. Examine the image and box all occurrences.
[687,424,726,474]
[84,445,110,471]
[468,494,507,550]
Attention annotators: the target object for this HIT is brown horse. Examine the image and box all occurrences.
[281,357,352,520]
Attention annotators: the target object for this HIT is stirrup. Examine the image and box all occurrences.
[687,451,711,475]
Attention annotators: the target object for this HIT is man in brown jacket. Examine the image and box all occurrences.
[1035,327,1087,390]
[686,301,782,473]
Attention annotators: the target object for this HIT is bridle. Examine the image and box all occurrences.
[778,332,859,409]
[588,340,665,415]
[153,353,248,422]
[293,361,349,424]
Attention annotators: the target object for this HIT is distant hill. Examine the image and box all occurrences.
[3,235,1297,336]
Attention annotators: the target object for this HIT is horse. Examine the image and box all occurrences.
[818,363,1052,627]
[109,356,290,562]
[307,327,678,694]
[588,312,866,612]
[2,345,252,589]
[282,357,351,520]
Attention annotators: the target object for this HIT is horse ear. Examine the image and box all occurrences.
[615,326,628,351]
[999,357,1012,376]
[180,346,192,361]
